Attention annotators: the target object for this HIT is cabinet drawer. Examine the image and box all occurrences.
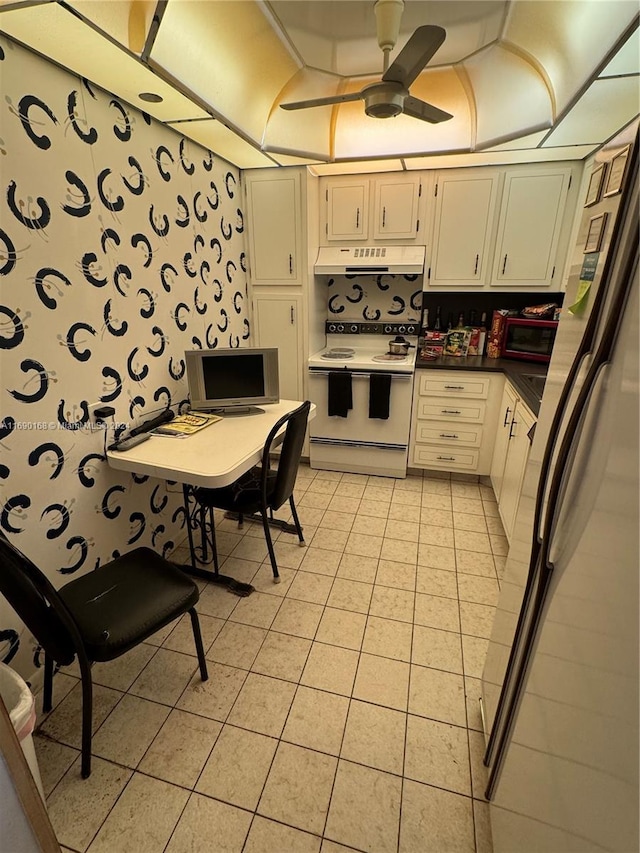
[413,446,479,470]
[417,398,487,423]
[418,373,491,399]
[415,423,483,447]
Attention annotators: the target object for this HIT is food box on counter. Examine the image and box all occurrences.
[443,328,471,357]
[420,330,447,360]
[487,310,509,358]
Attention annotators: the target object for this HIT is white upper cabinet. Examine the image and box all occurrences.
[429,169,501,287]
[322,173,422,243]
[491,167,572,287]
[326,181,369,241]
[244,169,303,285]
[373,176,421,240]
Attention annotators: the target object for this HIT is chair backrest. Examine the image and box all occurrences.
[262,400,311,510]
[0,533,76,666]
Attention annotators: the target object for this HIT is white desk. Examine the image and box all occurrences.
[107,400,312,488]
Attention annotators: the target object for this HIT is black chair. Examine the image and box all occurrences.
[0,533,208,779]
[190,400,311,583]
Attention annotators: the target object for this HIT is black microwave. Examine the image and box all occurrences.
[501,318,558,363]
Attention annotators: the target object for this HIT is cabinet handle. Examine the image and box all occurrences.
[444,385,465,390]
[356,208,360,229]
[508,418,517,440]
[439,433,459,439]
[474,254,479,275]
[503,406,512,427]
[442,409,462,415]
[289,254,293,275]
[437,455,456,461]
[382,206,386,227]
[290,305,294,324]
[502,254,508,275]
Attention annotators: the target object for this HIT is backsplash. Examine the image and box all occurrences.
[326,274,422,321]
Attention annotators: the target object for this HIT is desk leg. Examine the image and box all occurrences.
[180,485,254,597]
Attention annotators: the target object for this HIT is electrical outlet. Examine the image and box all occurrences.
[88,402,114,425]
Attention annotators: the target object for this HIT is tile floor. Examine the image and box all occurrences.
[34,463,508,853]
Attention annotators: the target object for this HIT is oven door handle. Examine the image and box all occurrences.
[308,370,412,380]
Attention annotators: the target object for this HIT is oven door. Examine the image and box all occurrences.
[308,368,414,477]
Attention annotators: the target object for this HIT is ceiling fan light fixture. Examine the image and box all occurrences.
[363,83,406,118]
[374,0,405,52]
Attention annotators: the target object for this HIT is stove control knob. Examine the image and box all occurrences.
[398,326,406,334]
[328,324,336,333]
[350,324,359,333]
[383,324,392,334]
[337,324,344,332]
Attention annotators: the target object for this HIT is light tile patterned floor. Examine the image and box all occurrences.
[35,464,506,853]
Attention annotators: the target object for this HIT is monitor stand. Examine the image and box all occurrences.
[213,406,265,417]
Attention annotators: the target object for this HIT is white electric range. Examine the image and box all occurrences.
[307,322,419,478]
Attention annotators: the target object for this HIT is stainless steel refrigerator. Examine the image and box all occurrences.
[481,122,639,852]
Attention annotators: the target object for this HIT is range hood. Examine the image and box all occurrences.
[315,245,426,275]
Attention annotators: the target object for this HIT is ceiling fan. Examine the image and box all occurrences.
[280,0,453,123]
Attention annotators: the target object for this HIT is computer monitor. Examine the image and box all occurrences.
[184,347,279,414]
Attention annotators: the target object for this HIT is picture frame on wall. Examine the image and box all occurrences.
[584,162,606,207]
[603,144,631,197]
[584,212,608,253]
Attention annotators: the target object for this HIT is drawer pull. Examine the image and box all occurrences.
[437,455,456,461]
[441,409,462,415]
[439,433,459,439]
[444,385,465,390]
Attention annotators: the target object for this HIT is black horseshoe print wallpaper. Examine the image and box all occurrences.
[0,36,249,678]
[326,274,422,322]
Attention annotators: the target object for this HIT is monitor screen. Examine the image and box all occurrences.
[184,347,279,413]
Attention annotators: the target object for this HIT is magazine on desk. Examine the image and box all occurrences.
[151,411,222,437]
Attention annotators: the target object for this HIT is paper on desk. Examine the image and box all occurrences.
[151,411,221,437]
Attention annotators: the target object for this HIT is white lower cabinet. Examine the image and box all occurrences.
[410,370,504,475]
[490,381,536,540]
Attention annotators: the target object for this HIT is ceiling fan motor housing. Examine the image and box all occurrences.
[363,82,407,118]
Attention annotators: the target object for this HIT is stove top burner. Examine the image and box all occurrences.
[321,347,355,360]
[372,353,408,362]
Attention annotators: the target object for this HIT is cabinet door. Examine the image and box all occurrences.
[326,182,369,240]
[245,172,302,285]
[499,400,536,540]
[373,177,420,240]
[430,171,500,287]
[492,168,570,287]
[253,293,303,401]
[490,382,518,501]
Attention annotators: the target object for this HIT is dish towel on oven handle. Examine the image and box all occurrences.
[328,371,353,417]
[369,373,391,419]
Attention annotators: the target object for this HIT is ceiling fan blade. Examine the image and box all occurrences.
[280,92,363,111]
[383,25,446,88]
[403,96,453,124]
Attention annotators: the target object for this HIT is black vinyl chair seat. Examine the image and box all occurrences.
[0,535,208,779]
[58,549,200,661]
[189,401,311,582]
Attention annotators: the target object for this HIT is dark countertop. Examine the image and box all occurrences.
[415,354,547,416]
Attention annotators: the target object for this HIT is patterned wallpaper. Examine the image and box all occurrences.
[327,274,422,321]
[0,36,249,678]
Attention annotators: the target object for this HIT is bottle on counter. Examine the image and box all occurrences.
[468,309,478,327]
[456,312,465,328]
[446,312,454,331]
[433,306,442,331]
[422,307,430,331]
[479,311,488,356]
